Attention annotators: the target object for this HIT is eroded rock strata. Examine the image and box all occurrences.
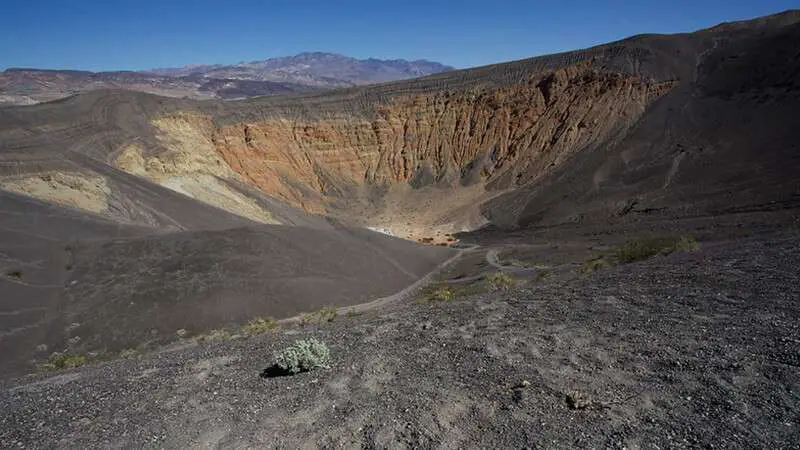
[147,64,673,216]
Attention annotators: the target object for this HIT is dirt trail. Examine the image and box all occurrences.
[485,247,539,276]
[280,244,479,323]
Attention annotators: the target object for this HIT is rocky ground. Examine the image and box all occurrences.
[1,215,797,448]
[0,188,453,380]
[0,10,798,449]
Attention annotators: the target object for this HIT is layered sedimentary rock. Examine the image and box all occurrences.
[148,63,674,215]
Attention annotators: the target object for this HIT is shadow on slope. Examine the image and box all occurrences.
[0,190,151,379]
[483,21,800,229]
[0,188,451,380]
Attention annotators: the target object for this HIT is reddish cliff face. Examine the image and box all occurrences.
[199,63,674,213]
[135,62,674,224]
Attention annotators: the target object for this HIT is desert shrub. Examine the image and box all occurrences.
[566,390,591,410]
[242,317,278,336]
[485,272,516,291]
[581,235,700,273]
[536,270,553,282]
[6,270,22,280]
[581,256,611,273]
[423,286,456,303]
[46,353,86,370]
[316,306,338,323]
[673,236,701,253]
[300,307,338,326]
[615,236,700,264]
[273,338,331,374]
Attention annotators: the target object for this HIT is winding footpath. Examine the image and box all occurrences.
[279,244,480,324]
[279,244,544,325]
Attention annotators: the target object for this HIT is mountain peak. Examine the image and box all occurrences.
[148,52,454,87]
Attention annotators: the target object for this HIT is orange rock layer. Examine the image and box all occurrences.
[172,63,676,212]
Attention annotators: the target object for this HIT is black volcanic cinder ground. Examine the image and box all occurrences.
[482,17,800,229]
[0,218,797,448]
[0,188,452,379]
[0,9,798,448]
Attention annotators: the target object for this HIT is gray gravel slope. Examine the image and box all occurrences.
[1,228,797,448]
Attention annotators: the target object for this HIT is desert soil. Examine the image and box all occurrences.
[1,215,797,448]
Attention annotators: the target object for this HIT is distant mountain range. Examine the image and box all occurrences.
[0,53,454,105]
[149,52,454,87]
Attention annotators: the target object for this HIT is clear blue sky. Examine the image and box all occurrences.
[1,0,796,71]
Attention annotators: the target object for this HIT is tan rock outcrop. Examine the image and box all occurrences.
[113,119,280,224]
[0,172,110,214]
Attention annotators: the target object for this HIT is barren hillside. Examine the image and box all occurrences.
[3,12,797,239]
[0,10,798,448]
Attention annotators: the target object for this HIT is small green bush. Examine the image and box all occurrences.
[536,270,553,282]
[424,286,456,303]
[6,270,22,280]
[580,235,700,274]
[615,236,700,264]
[566,390,591,410]
[673,236,701,253]
[581,256,611,273]
[242,317,278,336]
[46,353,86,370]
[485,272,516,291]
[299,307,338,326]
[316,306,338,323]
[274,338,331,374]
